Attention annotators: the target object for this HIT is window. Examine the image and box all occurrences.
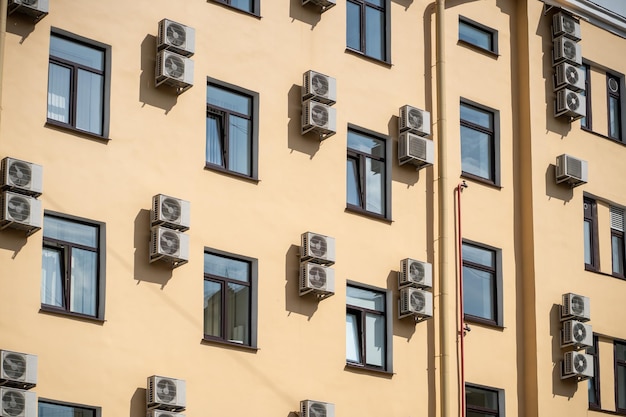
[458,16,498,54]
[608,74,622,140]
[346,284,392,372]
[611,206,625,278]
[460,100,500,185]
[581,62,625,142]
[39,400,101,417]
[346,0,390,62]
[462,240,503,326]
[210,0,259,15]
[465,384,504,417]
[203,249,258,347]
[41,212,106,319]
[47,30,110,137]
[616,341,626,413]
[587,335,600,409]
[346,126,391,219]
[206,79,259,179]
[582,63,592,129]
[584,197,599,271]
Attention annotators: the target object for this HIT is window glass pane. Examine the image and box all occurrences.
[612,234,624,275]
[347,286,385,311]
[39,402,96,417]
[466,386,498,410]
[365,6,384,60]
[207,86,250,116]
[76,69,103,135]
[229,115,252,176]
[365,312,385,367]
[366,0,384,6]
[463,244,494,267]
[609,95,620,138]
[47,63,71,123]
[584,220,592,265]
[348,131,384,156]
[43,216,98,247]
[461,104,492,129]
[618,366,626,409]
[346,158,362,207]
[461,126,492,179]
[588,377,597,405]
[463,266,495,320]
[70,248,97,316]
[346,1,361,51]
[50,35,104,70]
[226,282,249,344]
[41,247,64,308]
[346,312,361,363]
[366,158,384,215]
[206,114,224,167]
[580,89,588,127]
[203,280,222,338]
[459,21,492,50]
[204,253,250,283]
[230,0,253,12]
[616,343,626,361]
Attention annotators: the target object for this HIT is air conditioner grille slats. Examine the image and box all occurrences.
[611,206,625,231]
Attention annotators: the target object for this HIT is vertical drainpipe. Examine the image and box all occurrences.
[435,1,450,417]
[0,0,7,131]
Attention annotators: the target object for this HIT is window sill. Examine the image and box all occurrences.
[204,164,259,183]
[46,120,110,142]
[345,363,393,377]
[201,336,258,352]
[345,205,392,223]
[208,0,261,18]
[464,315,504,330]
[584,267,626,280]
[588,407,625,415]
[457,40,499,58]
[581,126,624,144]
[344,48,391,67]
[461,172,502,189]
[39,306,105,324]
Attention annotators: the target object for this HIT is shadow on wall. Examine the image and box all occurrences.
[389,270,418,341]
[288,0,322,28]
[130,387,147,417]
[287,84,323,159]
[550,303,580,399]
[133,208,173,288]
[285,244,320,319]
[0,228,29,259]
[6,13,36,43]
[139,34,178,114]
[545,164,574,203]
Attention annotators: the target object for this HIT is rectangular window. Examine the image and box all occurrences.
[206,78,259,179]
[210,0,259,15]
[587,335,600,409]
[466,384,504,417]
[611,206,625,278]
[581,64,592,129]
[346,283,392,372]
[39,400,101,417]
[458,16,498,54]
[346,0,389,62]
[41,212,105,319]
[615,341,626,413]
[462,240,503,326]
[584,197,599,271]
[346,126,391,219]
[47,30,110,137]
[203,249,257,347]
[608,74,622,140]
[460,100,500,185]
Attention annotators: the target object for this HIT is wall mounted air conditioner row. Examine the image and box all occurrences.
[0,191,42,234]
[552,36,582,66]
[554,62,585,92]
[398,132,434,168]
[0,351,37,390]
[398,258,432,289]
[300,232,335,265]
[0,387,36,417]
[561,292,590,322]
[7,0,48,22]
[1,157,43,197]
[157,19,195,57]
[561,319,593,349]
[561,351,593,380]
[399,105,431,136]
[147,376,186,412]
[555,154,587,188]
[149,226,189,268]
[399,287,433,320]
[301,400,335,417]
[301,0,336,13]
[151,194,190,232]
[155,50,194,93]
[302,70,336,105]
[300,262,335,298]
[302,100,336,139]
[553,11,581,41]
[554,88,586,119]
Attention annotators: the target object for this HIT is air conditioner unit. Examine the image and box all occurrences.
[399,105,431,136]
[7,0,48,22]
[155,50,194,93]
[399,258,432,289]
[151,194,190,232]
[0,157,43,197]
[555,154,588,188]
[147,376,186,411]
[561,292,590,321]
[399,287,433,319]
[553,36,582,66]
[0,388,36,417]
[0,191,42,234]
[147,410,185,417]
[149,226,189,268]
[302,100,336,139]
[301,0,336,12]
[300,400,335,417]
[561,319,593,349]
[0,351,37,389]
[552,11,581,41]
[300,232,336,265]
[300,262,335,297]
[554,62,585,92]
[302,70,336,105]
[157,19,195,57]
[398,132,434,168]
[561,351,593,380]
[555,88,586,120]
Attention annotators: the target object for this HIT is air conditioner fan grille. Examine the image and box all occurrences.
[164,55,185,80]
[166,23,186,47]
[309,235,327,257]
[7,161,31,188]
[156,379,177,403]
[160,231,180,256]
[7,195,30,222]
[2,354,26,381]
[2,390,25,417]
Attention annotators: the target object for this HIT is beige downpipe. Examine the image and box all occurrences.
[435,1,450,417]
[0,0,7,130]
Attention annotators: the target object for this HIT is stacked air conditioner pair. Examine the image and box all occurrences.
[155,19,195,94]
[397,105,434,169]
[0,350,38,417]
[398,258,433,320]
[299,232,336,299]
[559,293,594,381]
[0,157,43,236]
[147,375,186,417]
[149,194,190,268]
[301,71,337,140]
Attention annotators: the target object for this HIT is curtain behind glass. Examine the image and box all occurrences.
[229,115,251,176]
[365,312,384,366]
[227,283,249,344]
[346,313,361,363]
[47,63,70,123]
[70,248,97,315]
[41,247,64,308]
[76,69,103,135]
[206,115,224,167]
[203,280,222,338]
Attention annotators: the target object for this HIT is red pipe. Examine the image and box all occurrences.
[457,182,466,417]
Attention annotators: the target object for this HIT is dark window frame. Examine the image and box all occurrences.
[46,28,111,139]
[209,0,260,17]
[615,340,626,414]
[587,335,601,410]
[346,124,392,221]
[202,247,258,350]
[607,72,622,141]
[610,205,626,279]
[460,98,501,187]
[458,16,499,55]
[40,211,106,321]
[346,0,391,64]
[205,77,259,181]
[582,63,592,130]
[465,383,505,417]
[345,281,393,373]
[39,398,101,417]
[462,239,503,327]
[584,197,600,272]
